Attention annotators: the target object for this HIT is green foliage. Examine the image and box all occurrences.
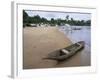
[23,10,29,27]
[23,10,28,23]
[23,11,91,27]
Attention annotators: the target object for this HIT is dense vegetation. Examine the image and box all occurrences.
[23,10,91,27]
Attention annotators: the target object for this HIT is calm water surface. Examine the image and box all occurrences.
[59,26,91,47]
[59,26,91,66]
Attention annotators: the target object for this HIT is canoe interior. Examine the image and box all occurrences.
[44,41,85,61]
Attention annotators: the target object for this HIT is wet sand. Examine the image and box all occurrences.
[23,27,90,69]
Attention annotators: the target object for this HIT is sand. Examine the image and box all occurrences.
[23,27,89,69]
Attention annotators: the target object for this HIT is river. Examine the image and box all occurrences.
[58,26,91,66]
[59,26,91,47]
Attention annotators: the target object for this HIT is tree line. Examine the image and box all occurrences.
[23,10,91,27]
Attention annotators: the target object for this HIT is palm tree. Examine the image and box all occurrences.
[66,15,69,21]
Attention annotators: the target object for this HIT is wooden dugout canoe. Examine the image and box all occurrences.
[43,41,85,61]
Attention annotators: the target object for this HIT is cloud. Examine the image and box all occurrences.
[25,10,91,21]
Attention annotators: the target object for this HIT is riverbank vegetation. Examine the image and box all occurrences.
[23,10,91,27]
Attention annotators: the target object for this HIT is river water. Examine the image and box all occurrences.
[58,26,91,66]
[58,26,91,47]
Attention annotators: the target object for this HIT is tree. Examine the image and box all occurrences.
[23,10,29,27]
[56,18,61,25]
[41,17,47,24]
[66,15,69,21]
[50,18,55,26]
[32,15,41,24]
[23,10,91,27]
[86,20,91,26]
[70,18,74,25]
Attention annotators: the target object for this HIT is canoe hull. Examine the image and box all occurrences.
[43,41,85,61]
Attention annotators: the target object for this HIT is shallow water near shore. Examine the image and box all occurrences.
[58,26,91,66]
[58,26,91,48]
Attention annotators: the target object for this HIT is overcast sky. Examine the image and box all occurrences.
[25,10,91,21]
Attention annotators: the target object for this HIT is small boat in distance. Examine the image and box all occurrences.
[72,27,82,30]
[43,41,85,61]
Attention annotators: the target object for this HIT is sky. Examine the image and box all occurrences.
[25,10,91,21]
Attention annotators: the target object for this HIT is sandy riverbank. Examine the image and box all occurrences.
[23,27,88,69]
